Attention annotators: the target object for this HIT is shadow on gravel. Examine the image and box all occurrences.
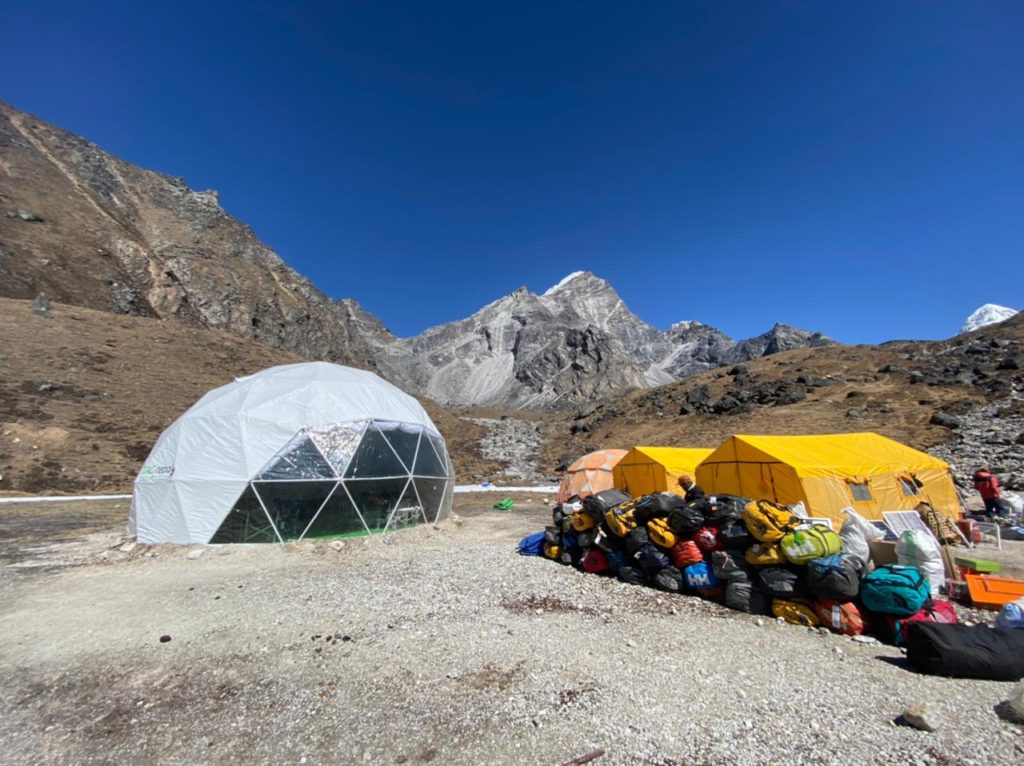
[875,654,913,672]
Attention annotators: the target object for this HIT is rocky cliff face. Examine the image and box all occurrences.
[369,279,653,408]
[654,321,737,379]
[0,101,373,367]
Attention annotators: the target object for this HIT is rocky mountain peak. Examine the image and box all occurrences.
[728,323,836,361]
[542,270,596,296]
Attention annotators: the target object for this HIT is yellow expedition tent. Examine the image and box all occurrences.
[695,433,961,525]
[613,446,714,498]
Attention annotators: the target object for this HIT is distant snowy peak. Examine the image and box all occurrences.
[542,271,589,296]
[962,304,1019,334]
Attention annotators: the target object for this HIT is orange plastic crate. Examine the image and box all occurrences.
[964,573,1024,610]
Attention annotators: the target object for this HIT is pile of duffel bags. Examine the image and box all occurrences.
[534,488,962,645]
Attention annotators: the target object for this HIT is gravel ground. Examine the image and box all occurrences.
[1,495,1023,765]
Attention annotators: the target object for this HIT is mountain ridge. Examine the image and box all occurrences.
[362,270,837,408]
[3,100,1001,412]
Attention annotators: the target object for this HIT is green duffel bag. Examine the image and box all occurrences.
[780,525,843,565]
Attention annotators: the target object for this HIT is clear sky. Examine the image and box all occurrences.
[3,1,1021,343]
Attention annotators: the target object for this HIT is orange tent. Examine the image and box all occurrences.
[556,449,628,503]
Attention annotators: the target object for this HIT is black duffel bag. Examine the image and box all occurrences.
[593,526,626,553]
[712,549,754,583]
[906,623,1024,681]
[634,543,671,575]
[653,566,684,593]
[583,488,632,517]
[668,503,706,538]
[718,519,754,548]
[725,580,773,615]
[806,553,863,600]
[703,494,751,527]
[617,566,647,586]
[635,492,686,525]
[624,527,650,556]
[758,567,809,599]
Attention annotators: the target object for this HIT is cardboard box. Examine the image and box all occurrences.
[868,540,898,567]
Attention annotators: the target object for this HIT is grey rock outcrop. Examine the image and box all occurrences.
[654,321,736,379]
[726,323,835,362]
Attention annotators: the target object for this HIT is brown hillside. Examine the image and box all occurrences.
[0,101,380,367]
[540,315,1024,473]
[0,298,493,493]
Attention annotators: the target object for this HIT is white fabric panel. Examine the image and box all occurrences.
[178,479,253,543]
[131,362,445,543]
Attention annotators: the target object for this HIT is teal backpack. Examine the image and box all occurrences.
[859,564,930,616]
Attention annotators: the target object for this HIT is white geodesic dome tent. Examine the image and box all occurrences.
[130,362,454,544]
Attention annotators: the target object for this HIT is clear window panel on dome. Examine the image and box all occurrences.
[252,481,336,542]
[388,479,425,529]
[428,433,452,476]
[377,423,422,472]
[413,434,447,477]
[257,434,335,480]
[308,422,366,477]
[344,425,408,478]
[211,485,280,543]
[303,483,367,539]
[343,478,409,532]
[414,477,450,524]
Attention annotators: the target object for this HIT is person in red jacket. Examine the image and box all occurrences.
[973,468,1008,518]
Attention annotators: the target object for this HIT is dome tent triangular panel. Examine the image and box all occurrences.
[413,434,448,477]
[130,362,454,544]
[375,421,422,472]
[258,433,336,480]
[344,423,409,478]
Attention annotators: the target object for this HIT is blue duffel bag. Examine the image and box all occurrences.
[859,564,930,616]
[684,560,721,591]
[517,531,546,556]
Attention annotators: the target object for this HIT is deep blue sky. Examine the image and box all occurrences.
[3,1,1022,343]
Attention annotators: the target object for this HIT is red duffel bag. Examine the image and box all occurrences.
[888,599,959,646]
[581,549,610,574]
[671,540,703,569]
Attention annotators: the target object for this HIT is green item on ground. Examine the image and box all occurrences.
[493,498,514,511]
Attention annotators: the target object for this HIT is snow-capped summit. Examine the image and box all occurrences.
[542,271,591,296]
[961,304,1019,334]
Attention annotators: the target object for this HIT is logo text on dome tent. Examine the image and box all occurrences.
[141,465,175,478]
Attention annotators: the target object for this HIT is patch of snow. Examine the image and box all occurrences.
[453,484,558,493]
[961,304,1019,334]
[0,493,131,504]
[542,271,587,296]
[668,320,699,333]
